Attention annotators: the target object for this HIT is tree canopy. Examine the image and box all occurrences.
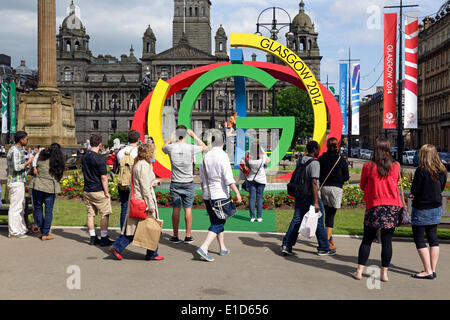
[269,86,314,148]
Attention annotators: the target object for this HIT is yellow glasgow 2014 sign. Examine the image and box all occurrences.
[230,33,327,146]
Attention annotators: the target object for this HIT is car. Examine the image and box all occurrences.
[439,152,450,171]
[402,150,415,165]
[359,149,369,159]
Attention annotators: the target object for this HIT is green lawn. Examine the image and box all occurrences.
[1,198,449,239]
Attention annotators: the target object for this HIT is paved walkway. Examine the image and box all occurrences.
[1,227,449,300]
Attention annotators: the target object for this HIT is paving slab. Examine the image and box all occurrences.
[0,227,449,300]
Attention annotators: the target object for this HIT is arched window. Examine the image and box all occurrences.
[293,40,298,51]
[219,42,223,51]
[146,43,150,53]
[300,39,305,51]
[66,41,71,53]
[75,41,80,50]
[308,40,312,50]
[189,7,192,16]
[111,94,120,111]
[195,7,198,16]
[64,67,72,81]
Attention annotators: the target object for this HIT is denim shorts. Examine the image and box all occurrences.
[170,183,195,208]
[411,206,442,226]
[205,199,227,234]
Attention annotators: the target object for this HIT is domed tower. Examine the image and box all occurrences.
[142,25,156,59]
[57,1,90,61]
[215,25,228,59]
[289,0,321,80]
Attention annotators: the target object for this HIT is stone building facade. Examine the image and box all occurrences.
[410,3,450,152]
[57,0,322,144]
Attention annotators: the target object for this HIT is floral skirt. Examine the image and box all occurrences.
[364,205,401,229]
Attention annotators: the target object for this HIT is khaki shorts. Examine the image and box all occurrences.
[84,191,112,217]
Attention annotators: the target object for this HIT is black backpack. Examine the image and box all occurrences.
[287,156,316,199]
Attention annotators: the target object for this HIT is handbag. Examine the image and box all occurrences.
[299,205,322,238]
[132,217,164,251]
[202,158,238,220]
[398,171,412,226]
[242,158,264,192]
[128,171,147,220]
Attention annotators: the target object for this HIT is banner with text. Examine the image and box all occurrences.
[383,13,397,129]
[351,63,360,135]
[404,13,418,129]
[339,63,348,135]
[9,82,16,134]
[1,82,7,134]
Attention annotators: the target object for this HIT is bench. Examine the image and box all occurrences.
[0,178,34,230]
[404,191,450,229]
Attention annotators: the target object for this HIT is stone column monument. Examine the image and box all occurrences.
[18,0,77,147]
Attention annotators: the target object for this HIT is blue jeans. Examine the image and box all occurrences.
[112,234,158,258]
[282,196,330,252]
[248,181,265,219]
[32,189,56,236]
[118,189,130,230]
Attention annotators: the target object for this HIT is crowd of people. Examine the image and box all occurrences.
[4,128,448,281]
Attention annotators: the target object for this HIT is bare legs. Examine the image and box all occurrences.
[415,246,439,276]
[172,207,193,238]
[87,216,109,233]
[199,231,227,254]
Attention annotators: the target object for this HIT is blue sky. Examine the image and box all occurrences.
[0,0,444,96]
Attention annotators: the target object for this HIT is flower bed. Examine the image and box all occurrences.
[58,173,450,210]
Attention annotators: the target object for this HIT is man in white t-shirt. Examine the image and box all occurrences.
[115,130,141,229]
[163,125,206,244]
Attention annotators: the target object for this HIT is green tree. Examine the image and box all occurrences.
[108,133,128,148]
[268,86,314,148]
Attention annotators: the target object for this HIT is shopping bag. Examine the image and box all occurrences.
[299,205,321,238]
[132,217,164,251]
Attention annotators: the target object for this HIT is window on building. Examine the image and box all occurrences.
[253,93,260,111]
[201,94,208,111]
[92,120,99,130]
[189,7,192,16]
[308,40,312,51]
[111,120,117,130]
[129,94,137,111]
[93,94,101,111]
[66,41,71,53]
[195,7,198,16]
[111,94,120,111]
[64,67,72,81]
[219,42,223,51]
[161,68,168,80]
[75,41,80,50]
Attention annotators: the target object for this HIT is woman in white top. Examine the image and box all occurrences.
[196,132,242,262]
[246,142,270,222]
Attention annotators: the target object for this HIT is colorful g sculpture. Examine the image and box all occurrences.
[131,33,343,179]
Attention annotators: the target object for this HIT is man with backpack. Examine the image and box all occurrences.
[282,140,336,256]
[115,130,141,230]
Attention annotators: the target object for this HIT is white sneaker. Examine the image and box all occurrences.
[250,218,255,222]
[257,218,263,222]
[9,233,28,239]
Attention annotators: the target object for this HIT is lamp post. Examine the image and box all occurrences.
[210,82,215,129]
[255,6,293,116]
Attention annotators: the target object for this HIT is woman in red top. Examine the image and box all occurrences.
[353,138,403,282]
